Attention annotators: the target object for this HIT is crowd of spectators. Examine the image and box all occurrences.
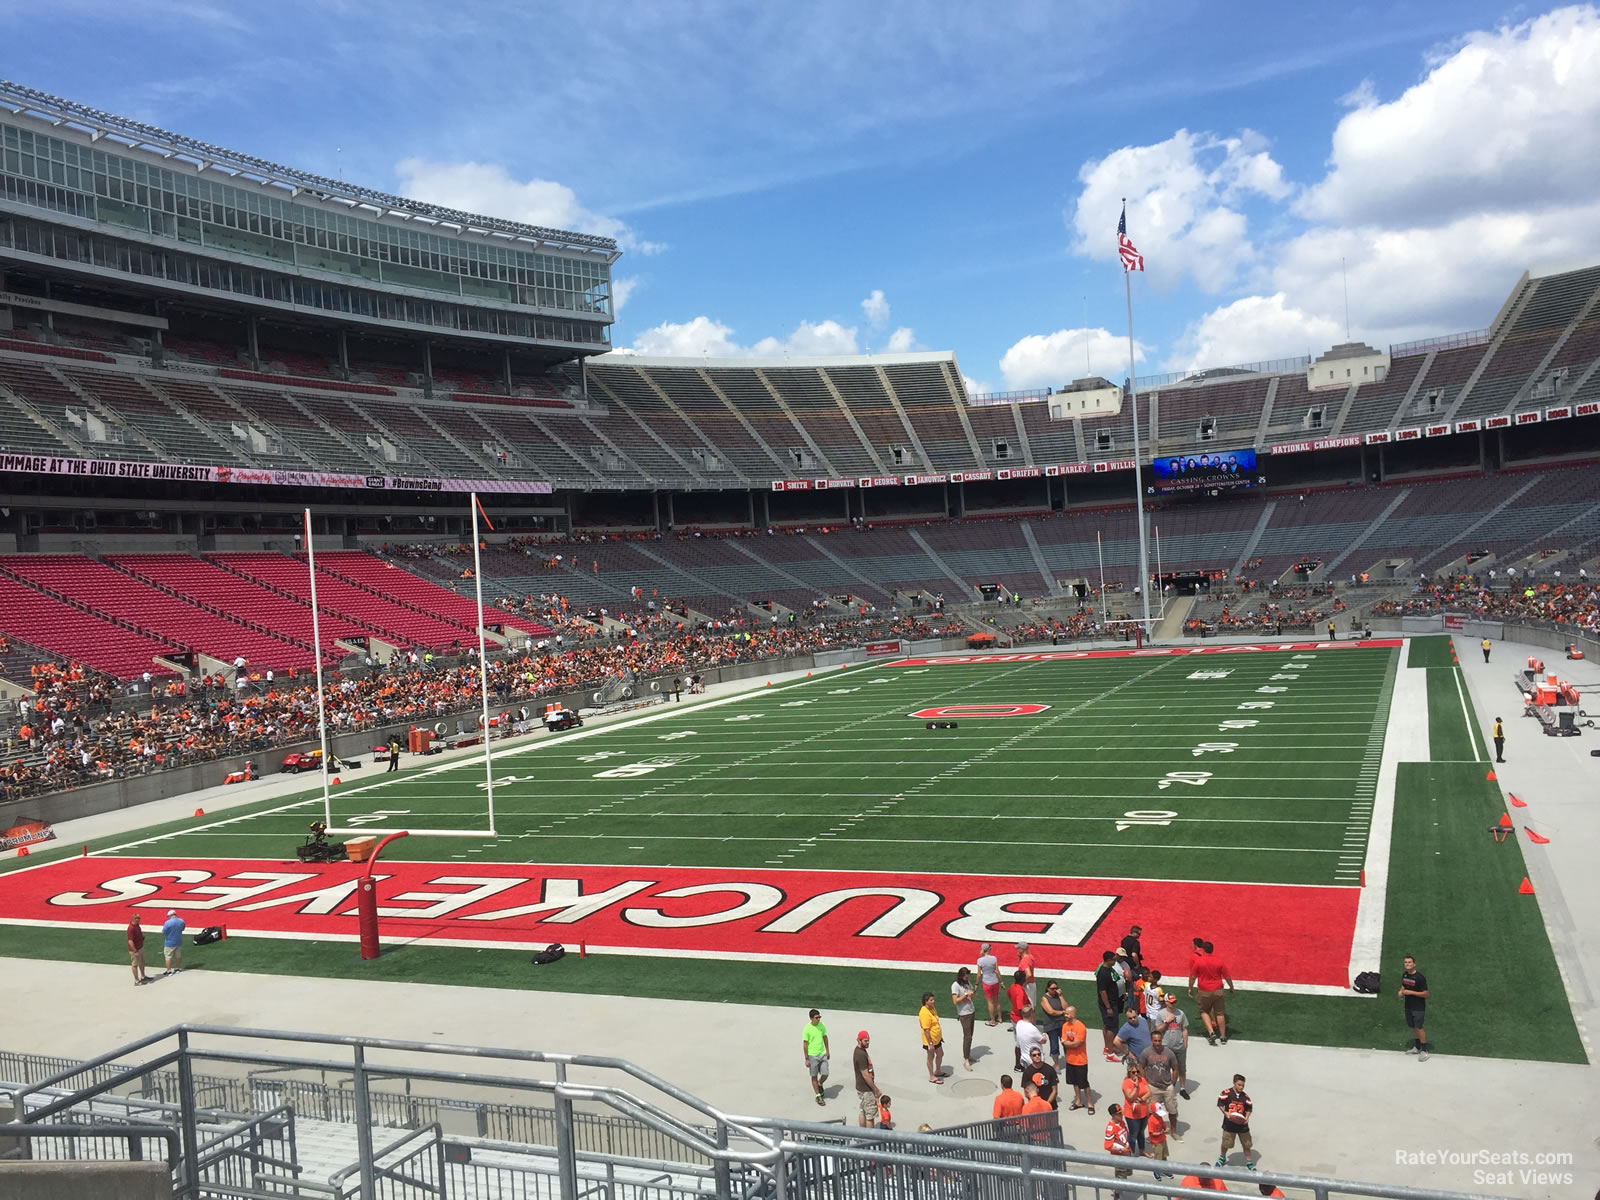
[1371,579,1600,632]
[0,608,962,803]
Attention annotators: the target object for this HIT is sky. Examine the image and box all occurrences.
[7,1,1600,394]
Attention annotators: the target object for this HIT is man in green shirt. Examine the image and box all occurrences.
[802,1009,830,1106]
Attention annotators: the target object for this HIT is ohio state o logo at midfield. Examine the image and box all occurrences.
[908,703,1051,718]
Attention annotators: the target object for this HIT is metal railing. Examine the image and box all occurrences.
[4,1027,1519,1200]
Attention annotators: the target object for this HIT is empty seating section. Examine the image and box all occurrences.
[111,554,366,655]
[1452,328,1565,418]
[703,368,817,476]
[763,368,879,476]
[213,388,325,469]
[314,552,551,638]
[816,366,901,472]
[612,366,775,478]
[1509,268,1600,335]
[1428,469,1599,561]
[214,553,482,650]
[251,392,381,472]
[1016,402,1079,463]
[642,538,810,609]
[1248,489,1395,579]
[4,555,314,670]
[800,527,952,595]
[741,536,872,600]
[61,368,229,463]
[1138,505,1260,571]
[0,358,89,428]
[883,361,978,472]
[360,399,489,477]
[569,380,698,482]
[0,384,75,455]
[1407,344,1485,417]
[1366,476,1514,566]
[470,409,594,483]
[1030,511,1140,589]
[571,415,652,484]
[0,334,115,363]
[1156,377,1269,446]
[565,542,730,614]
[424,406,519,475]
[0,573,178,679]
[1534,319,1600,409]
[966,405,1022,462]
[920,521,1041,589]
[1265,374,1316,434]
[1340,355,1422,433]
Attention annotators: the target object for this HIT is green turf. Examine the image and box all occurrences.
[0,638,1583,1062]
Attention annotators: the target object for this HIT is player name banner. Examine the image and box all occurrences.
[949,469,993,483]
[858,475,902,488]
[770,479,812,492]
[0,453,552,494]
[861,639,905,656]
[0,819,54,851]
[1,856,1357,988]
[814,477,856,490]
[996,467,1042,480]
[1044,463,1091,476]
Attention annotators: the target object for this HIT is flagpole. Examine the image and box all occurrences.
[471,493,497,837]
[305,509,333,828]
[1123,229,1153,639]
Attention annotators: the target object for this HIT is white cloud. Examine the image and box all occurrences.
[884,326,918,353]
[999,328,1144,391]
[394,158,664,253]
[961,374,991,398]
[623,316,860,357]
[861,289,891,326]
[628,316,746,357]
[610,276,638,317]
[1301,7,1600,227]
[1165,294,1342,373]
[1083,6,1600,374]
[751,320,860,356]
[1070,129,1290,293]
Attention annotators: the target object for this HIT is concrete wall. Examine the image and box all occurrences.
[0,1161,170,1200]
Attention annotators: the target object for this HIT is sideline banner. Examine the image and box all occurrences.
[1,819,55,850]
[0,856,1357,988]
[0,453,552,495]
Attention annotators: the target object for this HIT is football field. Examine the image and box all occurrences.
[0,636,1582,1061]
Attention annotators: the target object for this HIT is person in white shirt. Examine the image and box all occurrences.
[1013,1007,1047,1071]
[976,943,1002,1026]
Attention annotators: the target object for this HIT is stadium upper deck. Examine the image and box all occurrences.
[0,81,619,361]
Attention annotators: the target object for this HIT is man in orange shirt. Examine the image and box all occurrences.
[992,1073,1024,1120]
[1061,1004,1092,1113]
[1145,1103,1170,1180]
[1177,1175,1229,1192]
[1188,940,1235,1045]
[1021,1081,1052,1115]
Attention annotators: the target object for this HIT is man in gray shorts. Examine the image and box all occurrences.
[1151,993,1191,1100]
[802,1009,830,1107]
[853,1031,880,1127]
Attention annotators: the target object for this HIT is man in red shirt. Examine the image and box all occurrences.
[992,1073,1025,1119]
[126,913,147,986]
[1006,969,1029,1029]
[1187,939,1235,1045]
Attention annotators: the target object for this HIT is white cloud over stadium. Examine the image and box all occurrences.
[1008,5,1600,378]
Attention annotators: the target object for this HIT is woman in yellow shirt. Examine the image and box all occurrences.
[919,993,946,1084]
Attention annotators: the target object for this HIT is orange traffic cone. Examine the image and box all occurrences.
[1499,813,1513,828]
[1510,793,1527,808]
[194,808,205,817]
[331,776,342,786]
[81,845,88,857]
[1486,770,1497,782]
[1526,828,1550,844]
[15,846,28,857]
[1518,877,1535,894]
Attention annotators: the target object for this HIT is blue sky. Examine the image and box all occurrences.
[7,1,1600,392]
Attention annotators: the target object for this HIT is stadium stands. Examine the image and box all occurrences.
[0,572,180,680]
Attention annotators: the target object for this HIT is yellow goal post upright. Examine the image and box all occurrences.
[309,499,500,840]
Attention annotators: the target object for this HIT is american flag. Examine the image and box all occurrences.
[1118,205,1144,272]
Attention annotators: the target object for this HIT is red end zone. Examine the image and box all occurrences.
[890,639,1401,665]
[0,857,1358,989]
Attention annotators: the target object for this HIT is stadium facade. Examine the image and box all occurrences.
[0,82,1597,547]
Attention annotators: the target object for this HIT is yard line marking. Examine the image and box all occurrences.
[1452,666,1483,763]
